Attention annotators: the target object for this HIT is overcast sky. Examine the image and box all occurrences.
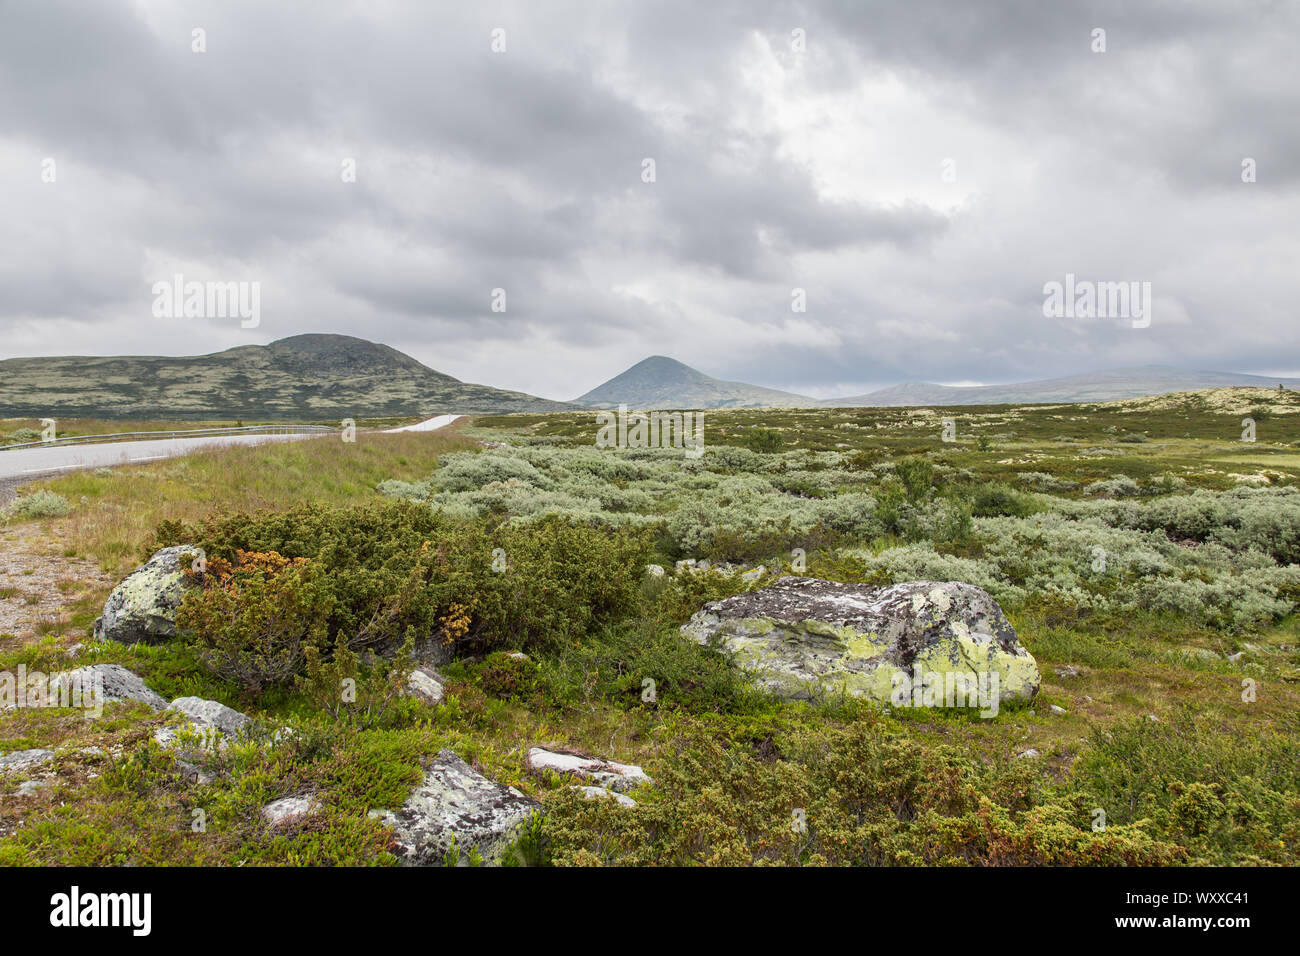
[1,0,1297,401]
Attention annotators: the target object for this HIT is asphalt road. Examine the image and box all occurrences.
[0,433,328,505]
[0,415,465,503]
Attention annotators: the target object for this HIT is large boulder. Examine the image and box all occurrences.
[94,546,200,644]
[682,577,1039,707]
[372,749,541,866]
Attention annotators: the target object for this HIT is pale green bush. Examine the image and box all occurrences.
[6,490,72,520]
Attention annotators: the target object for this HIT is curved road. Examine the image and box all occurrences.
[1,415,466,501]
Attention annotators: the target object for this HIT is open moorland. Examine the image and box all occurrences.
[1,387,1297,866]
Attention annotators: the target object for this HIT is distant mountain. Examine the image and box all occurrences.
[0,334,575,420]
[824,366,1300,407]
[573,355,816,409]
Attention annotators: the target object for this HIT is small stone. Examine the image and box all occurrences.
[741,566,765,584]
[405,667,445,705]
[1050,704,1067,715]
[574,785,636,808]
[644,564,665,579]
[525,747,651,793]
[1054,665,1082,678]
[1016,748,1041,759]
[15,779,52,798]
[262,795,322,828]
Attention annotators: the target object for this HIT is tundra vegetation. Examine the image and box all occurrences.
[1,388,1298,866]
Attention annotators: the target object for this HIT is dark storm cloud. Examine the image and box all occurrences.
[0,0,1297,398]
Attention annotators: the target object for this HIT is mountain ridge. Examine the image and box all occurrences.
[0,333,575,420]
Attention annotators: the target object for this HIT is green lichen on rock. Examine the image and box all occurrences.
[682,577,1040,709]
[93,545,199,645]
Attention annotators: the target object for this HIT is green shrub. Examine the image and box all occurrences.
[970,483,1036,518]
[542,718,1182,866]
[156,502,655,660]
[895,457,935,502]
[739,428,785,453]
[176,551,335,695]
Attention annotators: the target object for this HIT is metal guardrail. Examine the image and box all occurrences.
[0,424,336,452]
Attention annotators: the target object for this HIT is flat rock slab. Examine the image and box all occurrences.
[373,749,540,866]
[49,664,168,711]
[0,749,54,776]
[525,748,651,793]
[682,577,1039,706]
[94,545,198,644]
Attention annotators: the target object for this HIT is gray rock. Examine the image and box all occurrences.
[373,749,541,866]
[525,747,651,794]
[1049,704,1067,715]
[0,749,54,775]
[644,564,666,579]
[681,577,1040,705]
[155,696,251,748]
[1054,665,1082,678]
[49,664,167,711]
[168,696,251,736]
[14,779,52,798]
[741,566,766,584]
[573,785,636,808]
[405,667,445,705]
[1016,748,1041,759]
[262,795,322,827]
[93,545,199,644]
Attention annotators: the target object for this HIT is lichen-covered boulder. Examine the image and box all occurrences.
[372,749,541,866]
[682,577,1039,708]
[93,546,200,644]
